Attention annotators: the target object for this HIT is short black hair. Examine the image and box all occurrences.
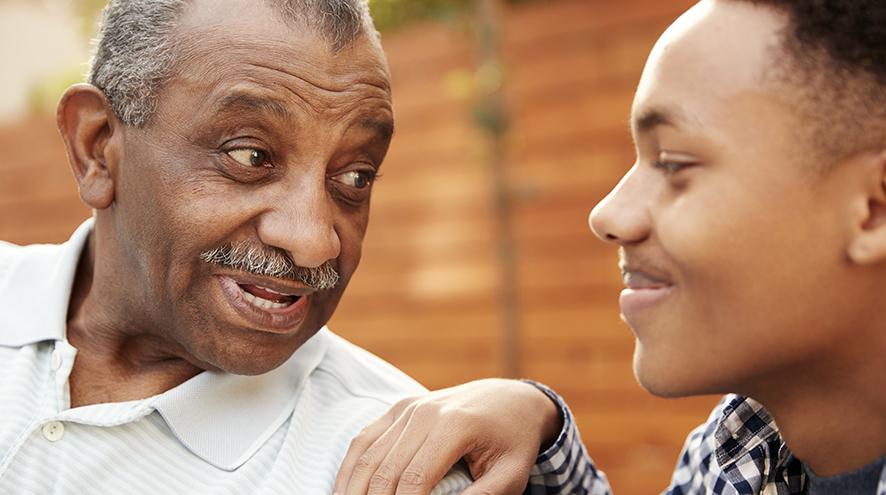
[740,0,885,165]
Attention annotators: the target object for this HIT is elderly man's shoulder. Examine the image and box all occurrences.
[310,331,474,494]
[0,239,63,288]
[314,330,428,404]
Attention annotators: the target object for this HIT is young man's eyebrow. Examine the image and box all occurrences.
[632,106,689,135]
[215,92,292,121]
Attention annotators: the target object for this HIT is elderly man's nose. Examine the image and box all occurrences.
[257,190,341,269]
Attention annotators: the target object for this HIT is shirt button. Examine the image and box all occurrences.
[51,349,62,371]
[42,421,65,442]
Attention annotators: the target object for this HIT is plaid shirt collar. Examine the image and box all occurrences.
[714,396,791,468]
[713,395,886,494]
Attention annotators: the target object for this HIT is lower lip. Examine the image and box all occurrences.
[619,287,673,321]
[216,276,310,333]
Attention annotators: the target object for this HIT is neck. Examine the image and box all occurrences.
[750,340,886,477]
[65,231,204,407]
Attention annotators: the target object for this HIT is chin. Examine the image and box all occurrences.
[216,356,290,376]
[200,329,310,376]
[632,347,724,398]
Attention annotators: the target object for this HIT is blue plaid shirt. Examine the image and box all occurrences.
[525,388,886,494]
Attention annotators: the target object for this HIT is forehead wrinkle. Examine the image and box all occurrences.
[173,29,391,100]
[246,61,391,116]
[215,92,293,121]
[248,59,390,96]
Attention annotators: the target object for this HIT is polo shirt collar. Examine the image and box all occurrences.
[0,217,92,347]
[0,218,332,471]
[154,328,330,471]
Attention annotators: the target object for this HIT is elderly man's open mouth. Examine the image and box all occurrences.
[216,274,315,332]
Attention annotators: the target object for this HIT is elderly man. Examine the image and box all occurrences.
[0,0,570,493]
[334,0,886,493]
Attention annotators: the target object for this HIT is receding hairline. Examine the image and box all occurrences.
[175,0,377,52]
[87,0,381,128]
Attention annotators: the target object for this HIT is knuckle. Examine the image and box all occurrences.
[348,432,371,451]
[398,468,428,487]
[368,466,396,490]
[353,453,376,473]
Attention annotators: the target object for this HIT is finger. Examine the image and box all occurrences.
[364,413,436,495]
[393,426,473,495]
[342,405,416,495]
[458,458,530,495]
[334,408,400,494]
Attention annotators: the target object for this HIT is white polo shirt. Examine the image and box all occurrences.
[0,219,471,494]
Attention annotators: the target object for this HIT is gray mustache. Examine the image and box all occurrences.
[199,243,340,291]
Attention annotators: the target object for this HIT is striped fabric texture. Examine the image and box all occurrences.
[0,220,471,494]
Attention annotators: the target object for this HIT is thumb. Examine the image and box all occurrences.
[460,459,530,495]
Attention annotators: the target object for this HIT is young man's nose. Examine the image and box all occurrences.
[589,166,651,245]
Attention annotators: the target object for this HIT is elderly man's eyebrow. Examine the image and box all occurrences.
[216,92,292,120]
[358,116,394,141]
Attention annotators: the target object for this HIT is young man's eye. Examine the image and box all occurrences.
[227,148,271,168]
[331,170,377,189]
[653,160,692,174]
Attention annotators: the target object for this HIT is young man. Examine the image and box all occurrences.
[336,0,886,493]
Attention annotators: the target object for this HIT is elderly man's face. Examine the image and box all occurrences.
[109,0,393,374]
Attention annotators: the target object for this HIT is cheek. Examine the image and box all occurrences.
[336,207,370,267]
[136,169,262,303]
[655,184,792,320]
[659,183,846,345]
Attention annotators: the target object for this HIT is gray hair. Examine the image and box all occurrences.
[88,0,374,127]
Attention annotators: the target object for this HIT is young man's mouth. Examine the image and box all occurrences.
[618,267,675,321]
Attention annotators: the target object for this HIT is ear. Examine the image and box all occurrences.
[847,149,886,265]
[56,84,122,210]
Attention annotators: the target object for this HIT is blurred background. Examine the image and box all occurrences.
[0,0,718,492]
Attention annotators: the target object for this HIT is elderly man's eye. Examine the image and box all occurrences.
[332,170,376,189]
[227,148,271,168]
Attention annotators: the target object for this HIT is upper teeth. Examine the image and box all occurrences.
[258,285,292,296]
[238,286,293,309]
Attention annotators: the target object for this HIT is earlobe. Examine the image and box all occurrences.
[56,83,120,210]
[847,149,886,265]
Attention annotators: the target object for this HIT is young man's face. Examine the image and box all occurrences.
[589,0,876,397]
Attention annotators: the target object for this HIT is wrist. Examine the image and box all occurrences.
[519,379,564,452]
